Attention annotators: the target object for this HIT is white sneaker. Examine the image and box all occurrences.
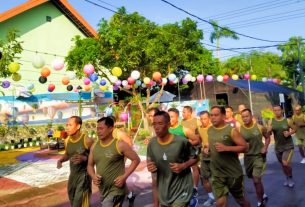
[300,158,305,164]
[288,178,295,188]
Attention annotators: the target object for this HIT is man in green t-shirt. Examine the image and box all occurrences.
[268,105,295,188]
[87,117,140,207]
[147,111,198,207]
[57,116,94,207]
[204,106,250,207]
[240,109,270,207]
[292,105,305,163]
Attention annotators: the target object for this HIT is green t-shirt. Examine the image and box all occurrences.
[66,133,90,174]
[181,118,198,132]
[147,135,196,206]
[208,124,243,178]
[271,118,294,152]
[169,124,186,138]
[93,138,126,198]
[240,123,264,156]
[292,114,305,139]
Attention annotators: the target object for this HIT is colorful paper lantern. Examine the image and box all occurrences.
[83,64,95,75]
[223,75,230,82]
[206,75,213,82]
[122,80,128,87]
[216,75,223,82]
[143,77,151,85]
[244,74,250,80]
[125,85,131,90]
[197,75,204,83]
[62,77,70,85]
[127,77,135,85]
[131,70,140,80]
[100,85,107,91]
[8,62,20,73]
[109,75,118,83]
[152,72,162,81]
[162,78,168,85]
[67,85,73,91]
[262,77,267,82]
[39,76,47,84]
[66,71,76,80]
[84,85,91,91]
[83,77,91,85]
[168,74,176,81]
[251,74,257,80]
[100,79,107,86]
[111,67,122,77]
[48,84,55,92]
[113,85,119,91]
[52,59,64,71]
[32,55,45,68]
[120,112,128,122]
[232,74,239,80]
[27,83,34,90]
[191,77,196,82]
[182,77,188,84]
[89,73,98,82]
[40,67,51,77]
[1,80,10,88]
[135,80,142,86]
[115,80,122,86]
[184,74,192,82]
[12,73,21,81]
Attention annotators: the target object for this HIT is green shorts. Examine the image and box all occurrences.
[276,149,294,163]
[200,159,211,179]
[101,194,125,207]
[161,202,189,207]
[244,155,266,178]
[296,138,305,146]
[211,175,245,200]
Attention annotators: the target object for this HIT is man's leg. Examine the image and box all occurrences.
[152,173,159,207]
[211,177,229,207]
[229,176,250,207]
[281,149,294,187]
[191,165,200,195]
[253,176,264,204]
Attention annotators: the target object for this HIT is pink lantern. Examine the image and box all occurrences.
[244,74,250,80]
[83,77,91,85]
[205,75,213,82]
[197,74,204,83]
[120,112,128,122]
[83,64,95,75]
[127,77,135,85]
[223,75,230,82]
[48,84,55,92]
[52,59,64,71]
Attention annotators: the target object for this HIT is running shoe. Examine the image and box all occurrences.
[300,158,305,164]
[203,197,215,207]
[192,188,198,197]
[263,194,268,203]
[288,178,295,188]
[189,197,198,207]
[127,192,136,207]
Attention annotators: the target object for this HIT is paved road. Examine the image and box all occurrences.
[118,145,305,207]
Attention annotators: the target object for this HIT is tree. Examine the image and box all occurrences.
[65,8,215,79]
[209,20,239,59]
[277,36,305,87]
[0,30,23,78]
[221,51,285,80]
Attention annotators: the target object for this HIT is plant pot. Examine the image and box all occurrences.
[4,145,9,150]
[23,143,28,148]
[29,142,33,147]
[36,142,40,146]
[18,144,22,149]
[11,145,15,150]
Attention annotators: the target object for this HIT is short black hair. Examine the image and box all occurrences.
[241,108,252,114]
[225,106,233,111]
[211,106,226,115]
[168,108,179,115]
[273,105,283,110]
[97,116,115,127]
[147,107,160,114]
[154,110,170,123]
[183,106,193,113]
[70,116,82,126]
[199,110,210,117]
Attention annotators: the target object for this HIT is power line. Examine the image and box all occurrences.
[84,0,117,13]
[95,0,119,9]
[23,49,66,58]
[160,0,288,43]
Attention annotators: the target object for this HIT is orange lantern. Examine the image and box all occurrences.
[41,67,51,77]
[62,76,70,85]
[152,72,162,81]
[84,85,91,91]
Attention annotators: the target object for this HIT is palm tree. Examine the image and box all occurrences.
[209,20,239,59]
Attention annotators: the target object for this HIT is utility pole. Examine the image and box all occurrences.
[297,38,305,100]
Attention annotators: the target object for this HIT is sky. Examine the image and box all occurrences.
[1,0,305,60]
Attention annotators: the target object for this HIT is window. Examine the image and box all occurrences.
[46,16,52,22]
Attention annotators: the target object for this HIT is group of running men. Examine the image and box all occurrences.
[57,103,305,207]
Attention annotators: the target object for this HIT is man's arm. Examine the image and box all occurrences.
[214,129,248,153]
[114,140,140,187]
[57,152,69,169]
[261,126,271,154]
[87,145,101,186]
[184,127,200,146]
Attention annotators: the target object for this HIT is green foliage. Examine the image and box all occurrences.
[0,30,23,78]
[57,125,65,131]
[65,7,216,79]
[261,108,274,119]
[209,20,239,44]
